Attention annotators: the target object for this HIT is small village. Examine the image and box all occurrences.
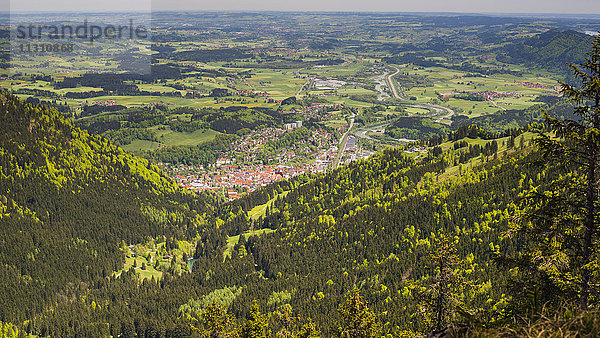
[165,163,316,200]
[159,123,343,199]
[158,116,377,200]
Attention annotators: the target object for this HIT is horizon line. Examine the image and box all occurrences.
[2,10,600,17]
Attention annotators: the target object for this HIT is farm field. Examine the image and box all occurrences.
[1,11,586,178]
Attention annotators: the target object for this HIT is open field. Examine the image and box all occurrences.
[156,128,220,146]
[246,70,303,99]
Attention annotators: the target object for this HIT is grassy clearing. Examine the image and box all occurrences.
[336,87,376,96]
[299,60,368,77]
[113,239,197,281]
[158,128,220,146]
[114,255,163,281]
[120,128,220,152]
[246,70,304,99]
[405,107,430,115]
[224,228,276,259]
[248,191,290,220]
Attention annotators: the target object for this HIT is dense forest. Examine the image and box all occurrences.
[498,30,595,75]
[0,93,221,334]
[385,117,450,140]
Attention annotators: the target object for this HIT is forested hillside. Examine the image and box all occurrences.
[0,92,546,336]
[203,137,553,335]
[0,93,535,335]
[0,93,219,333]
[498,29,595,75]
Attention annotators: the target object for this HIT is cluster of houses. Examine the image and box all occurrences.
[232,127,287,161]
[405,147,428,154]
[513,81,555,90]
[160,124,343,199]
[168,164,317,200]
[146,102,173,107]
[232,89,269,98]
[339,135,375,165]
[162,132,372,200]
[288,104,343,120]
[91,99,116,106]
[442,90,524,101]
[230,126,335,163]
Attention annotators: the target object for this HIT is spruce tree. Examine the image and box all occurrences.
[241,301,269,338]
[337,288,381,337]
[518,34,600,310]
[413,235,465,333]
[189,301,238,338]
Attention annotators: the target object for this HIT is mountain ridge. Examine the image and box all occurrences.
[0,92,217,326]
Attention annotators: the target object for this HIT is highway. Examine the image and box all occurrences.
[354,66,456,143]
[385,65,455,124]
[331,114,355,170]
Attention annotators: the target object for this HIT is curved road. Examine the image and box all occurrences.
[354,66,456,143]
[385,66,402,99]
[385,65,455,124]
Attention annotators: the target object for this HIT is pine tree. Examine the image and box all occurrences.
[271,304,321,338]
[518,34,600,310]
[507,135,515,149]
[189,301,238,338]
[415,235,464,333]
[296,318,320,338]
[519,135,525,149]
[241,301,269,338]
[337,288,381,337]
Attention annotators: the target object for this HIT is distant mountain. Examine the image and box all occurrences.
[0,92,216,326]
[421,15,530,28]
[498,29,595,74]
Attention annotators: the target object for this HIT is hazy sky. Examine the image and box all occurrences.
[8,0,600,14]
